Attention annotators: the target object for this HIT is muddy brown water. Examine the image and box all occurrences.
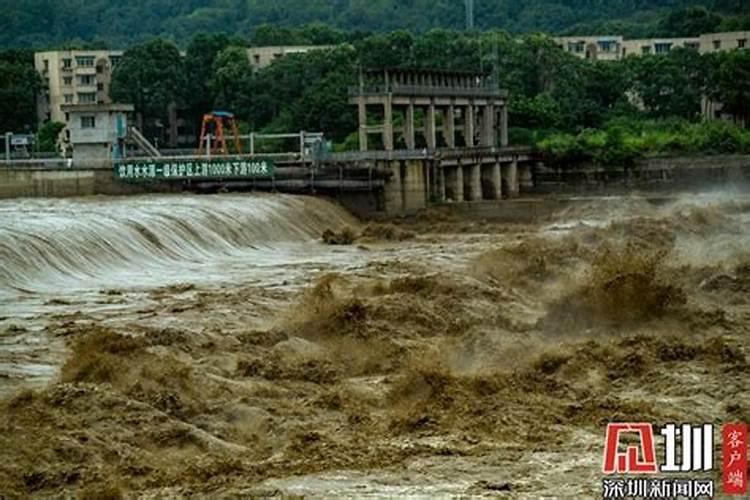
[0,191,748,497]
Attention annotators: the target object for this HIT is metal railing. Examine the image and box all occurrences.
[349,84,508,99]
[0,157,112,170]
[0,131,329,169]
[0,146,534,170]
[0,152,312,170]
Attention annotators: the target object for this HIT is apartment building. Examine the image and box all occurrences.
[554,36,624,61]
[621,37,699,57]
[246,45,335,71]
[555,31,749,60]
[699,31,750,53]
[34,50,123,124]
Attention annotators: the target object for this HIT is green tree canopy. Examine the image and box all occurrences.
[715,49,750,124]
[110,39,186,135]
[0,50,41,133]
[1,0,747,48]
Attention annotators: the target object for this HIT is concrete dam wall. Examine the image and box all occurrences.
[1,154,748,218]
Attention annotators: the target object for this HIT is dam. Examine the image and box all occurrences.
[0,67,536,216]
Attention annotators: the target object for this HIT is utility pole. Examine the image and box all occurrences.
[4,132,11,162]
[465,0,474,30]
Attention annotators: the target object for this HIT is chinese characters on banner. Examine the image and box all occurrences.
[723,424,747,496]
[114,159,275,182]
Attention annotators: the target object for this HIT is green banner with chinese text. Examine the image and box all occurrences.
[114,158,275,182]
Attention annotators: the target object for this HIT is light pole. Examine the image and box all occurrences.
[4,132,11,162]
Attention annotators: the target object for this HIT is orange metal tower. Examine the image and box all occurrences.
[197,111,243,156]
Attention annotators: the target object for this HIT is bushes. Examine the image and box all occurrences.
[36,121,65,153]
[538,119,750,168]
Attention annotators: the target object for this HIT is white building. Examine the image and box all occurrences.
[246,45,335,71]
[555,36,624,61]
[61,103,133,161]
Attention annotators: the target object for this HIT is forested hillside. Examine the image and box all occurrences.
[2,0,748,48]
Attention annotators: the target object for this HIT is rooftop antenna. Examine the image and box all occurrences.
[465,0,474,30]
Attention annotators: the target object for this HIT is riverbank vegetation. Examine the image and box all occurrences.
[537,119,750,168]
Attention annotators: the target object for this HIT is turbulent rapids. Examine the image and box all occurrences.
[0,194,357,294]
[0,191,749,497]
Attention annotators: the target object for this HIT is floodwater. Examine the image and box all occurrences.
[0,191,748,497]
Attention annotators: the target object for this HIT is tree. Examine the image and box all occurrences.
[36,121,65,152]
[0,50,41,133]
[0,1,743,49]
[244,45,356,138]
[625,50,705,120]
[110,39,186,143]
[354,30,414,68]
[184,33,236,130]
[658,7,722,37]
[209,46,254,119]
[251,25,306,46]
[509,94,562,129]
[715,49,750,125]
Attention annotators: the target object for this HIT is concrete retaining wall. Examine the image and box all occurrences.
[0,167,179,199]
[533,154,750,194]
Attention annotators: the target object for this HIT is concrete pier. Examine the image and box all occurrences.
[481,162,502,200]
[503,159,519,197]
[467,163,482,201]
[444,164,464,202]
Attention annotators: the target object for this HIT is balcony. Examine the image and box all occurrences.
[76,84,98,93]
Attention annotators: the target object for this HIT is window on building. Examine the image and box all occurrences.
[63,76,73,86]
[62,58,72,69]
[97,83,104,91]
[81,116,96,129]
[64,94,74,104]
[77,75,95,85]
[253,54,261,64]
[739,39,747,49]
[713,40,721,50]
[110,56,121,67]
[43,60,49,71]
[654,43,672,54]
[77,92,96,103]
[75,56,95,67]
[598,40,616,52]
[568,41,585,53]
[641,46,652,54]
[685,42,699,50]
